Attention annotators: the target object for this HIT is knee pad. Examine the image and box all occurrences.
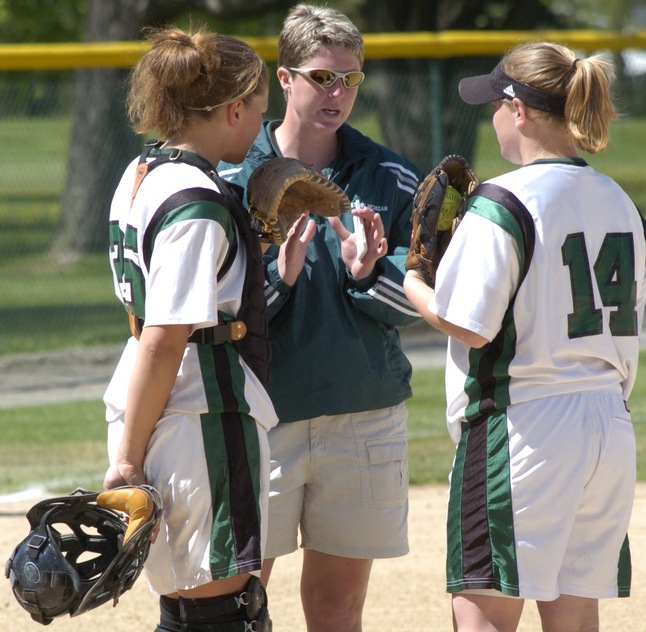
[155,595,182,632]
[179,577,272,632]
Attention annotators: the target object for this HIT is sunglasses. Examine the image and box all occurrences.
[287,67,365,89]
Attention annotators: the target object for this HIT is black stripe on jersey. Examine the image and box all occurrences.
[636,205,646,240]
[447,410,519,595]
[466,184,536,419]
[142,187,235,273]
[220,410,262,569]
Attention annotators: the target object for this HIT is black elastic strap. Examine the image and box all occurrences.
[142,186,237,279]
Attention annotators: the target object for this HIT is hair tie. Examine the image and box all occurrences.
[572,58,580,70]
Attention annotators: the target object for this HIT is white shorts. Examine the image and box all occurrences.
[265,403,409,559]
[107,410,270,596]
[447,390,635,601]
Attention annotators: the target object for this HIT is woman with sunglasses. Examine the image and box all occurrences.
[218,4,424,631]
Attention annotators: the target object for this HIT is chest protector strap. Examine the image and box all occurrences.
[128,141,270,386]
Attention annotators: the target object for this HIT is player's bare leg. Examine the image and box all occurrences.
[300,550,373,632]
[451,593,524,632]
[537,594,599,632]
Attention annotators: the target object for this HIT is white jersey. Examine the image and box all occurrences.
[431,158,646,443]
[104,153,277,431]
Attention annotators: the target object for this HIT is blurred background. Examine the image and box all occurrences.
[1,0,645,357]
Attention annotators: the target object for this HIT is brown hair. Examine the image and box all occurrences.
[127,26,267,139]
[503,41,618,154]
[278,4,364,69]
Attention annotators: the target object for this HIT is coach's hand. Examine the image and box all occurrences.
[277,213,316,286]
[329,207,387,280]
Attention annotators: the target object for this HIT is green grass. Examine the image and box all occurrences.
[1,360,645,496]
[1,367,452,496]
[0,399,108,495]
[0,115,130,354]
[407,368,456,485]
[473,115,646,209]
[0,253,128,354]
[1,113,645,354]
[0,116,70,195]
[0,113,644,493]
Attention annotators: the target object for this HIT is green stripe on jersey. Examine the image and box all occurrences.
[446,411,519,595]
[199,411,238,578]
[461,195,530,421]
[468,195,528,265]
[150,199,236,254]
[197,343,251,416]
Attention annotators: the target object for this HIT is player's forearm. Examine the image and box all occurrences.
[403,270,436,321]
[119,324,191,465]
[403,271,488,348]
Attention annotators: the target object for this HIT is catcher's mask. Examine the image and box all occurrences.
[5,486,163,626]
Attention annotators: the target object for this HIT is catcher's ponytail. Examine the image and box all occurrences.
[503,42,618,154]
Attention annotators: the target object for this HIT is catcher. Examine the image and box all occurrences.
[104,27,276,632]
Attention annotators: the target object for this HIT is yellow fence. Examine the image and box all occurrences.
[1,30,645,70]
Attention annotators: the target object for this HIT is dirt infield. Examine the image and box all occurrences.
[2,483,645,632]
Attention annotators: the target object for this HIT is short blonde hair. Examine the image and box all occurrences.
[503,41,618,154]
[278,4,364,69]
[127,26,267,139]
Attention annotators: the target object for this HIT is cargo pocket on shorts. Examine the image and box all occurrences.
[363,439,408,507]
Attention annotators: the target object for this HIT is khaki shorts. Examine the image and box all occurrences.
[265,403,409,559]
